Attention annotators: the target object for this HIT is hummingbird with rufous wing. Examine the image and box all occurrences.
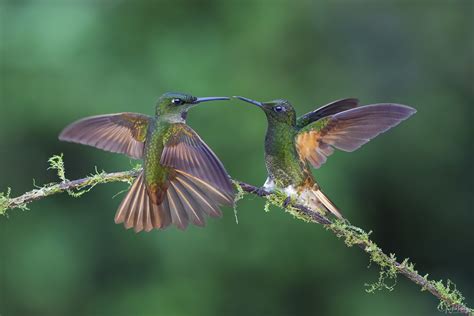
[235,96,416,218]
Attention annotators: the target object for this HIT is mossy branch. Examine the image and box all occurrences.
[0,156,472,315]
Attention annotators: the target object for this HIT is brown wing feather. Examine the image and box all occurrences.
[296,104,416,168]
[114,170,209,232]
[166,183,189,230]
[171,180,205,227]
[113,123,234,232]
[174,172,222,218]
[296,98,359,129]
[161,123,234,205]
[59,113,151,159]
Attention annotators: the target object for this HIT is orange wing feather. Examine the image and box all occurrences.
[296,104,416,168]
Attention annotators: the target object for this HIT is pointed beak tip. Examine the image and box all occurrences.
[194,97,230,104]
[234,96,263,107]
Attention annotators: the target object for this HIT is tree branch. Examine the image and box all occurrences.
[1,167,472,315]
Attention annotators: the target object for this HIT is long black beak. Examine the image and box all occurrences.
[193,97,230,104]
[233,96,263,107]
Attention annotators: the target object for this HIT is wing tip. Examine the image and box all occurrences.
[344,97,360,105]
[58,128,71,141]
[364,103,417,115]
[387,103,417,115]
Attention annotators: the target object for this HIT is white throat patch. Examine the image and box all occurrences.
[164,113,185,124]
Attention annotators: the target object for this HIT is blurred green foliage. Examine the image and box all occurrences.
[0,1,472,315]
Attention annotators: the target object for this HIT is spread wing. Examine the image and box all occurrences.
[295,104,416,168]
[59,113,151,159]
[113,122,235,232]
[296,98,359,129]
[160,123,235,205]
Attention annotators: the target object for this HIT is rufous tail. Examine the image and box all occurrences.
[114,170,231,232]
[312,189,344,219]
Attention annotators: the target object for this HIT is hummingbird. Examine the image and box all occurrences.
[59,92,235,232]
[235,96,416,218]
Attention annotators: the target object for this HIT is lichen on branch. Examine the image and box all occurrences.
[0,155,472,315]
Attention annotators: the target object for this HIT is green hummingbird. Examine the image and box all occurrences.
[235,96,416,218]
[59,92,235,232]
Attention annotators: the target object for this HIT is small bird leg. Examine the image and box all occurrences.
[252,187,268,197]
[283,196,292,207]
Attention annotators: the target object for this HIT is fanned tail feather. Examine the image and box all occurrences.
[298,186,344,219]
[313,189,343,219]
[114,170,232,232]
[114,171,171,232]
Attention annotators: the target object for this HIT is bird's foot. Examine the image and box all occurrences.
[252,187,268,196]
[282,196,292,208]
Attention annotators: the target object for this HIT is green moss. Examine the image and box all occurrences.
[3,153,473,314]
[263,195,277,213]
[131,163,143,174]
[0,188,11,216]
[232,180,246,224]
[262,190,285,213]
[284,205,312,222]
[428,279,471,314]
[48,154,67,182]
[400,258,416,273]
[48,153,85,196]
[364,252,398,293]
[328,219,399,293]
[327,219,472,312]
[263,190,312,222]
[328,219,372,247]
[69,167,107,198]
[263,200,271,213]
[47,154,136,199]
[0,187,30,215]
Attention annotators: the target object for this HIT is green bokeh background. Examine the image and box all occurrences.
[1,1,472,315]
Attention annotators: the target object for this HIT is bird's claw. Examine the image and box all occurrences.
[283,196,292,207]
[252,187,267,196]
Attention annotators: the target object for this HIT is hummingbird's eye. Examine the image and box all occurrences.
[171,98,185,105]
[274,106,285,113]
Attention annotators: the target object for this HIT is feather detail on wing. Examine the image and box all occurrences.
[59,113,151,159]
[160,123,235,204]
[296,98,359,129]
[114,123,234,232]
[296,104,416,168]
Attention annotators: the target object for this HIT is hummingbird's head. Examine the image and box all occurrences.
[155,92,229,120]
[234,96,296,126]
